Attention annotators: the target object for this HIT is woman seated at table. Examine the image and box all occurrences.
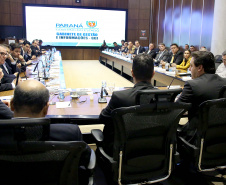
[171,49,191,71]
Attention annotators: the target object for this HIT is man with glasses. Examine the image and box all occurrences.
[0,45,17,90]
[216,50,226,78]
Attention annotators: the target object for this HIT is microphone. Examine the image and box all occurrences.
[104,88,108,96]
[98,85,107,103]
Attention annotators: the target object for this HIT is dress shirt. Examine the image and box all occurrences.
[216,63,226,78]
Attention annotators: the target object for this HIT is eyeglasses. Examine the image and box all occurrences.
[0,52,7,56]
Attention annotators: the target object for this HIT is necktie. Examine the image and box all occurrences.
[170,55,175,63]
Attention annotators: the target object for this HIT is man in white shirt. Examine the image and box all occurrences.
[216,51,226,78]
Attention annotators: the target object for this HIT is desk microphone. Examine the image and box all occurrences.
[98,86,107,103]
[15,72,20,86]
[104,88,108,96]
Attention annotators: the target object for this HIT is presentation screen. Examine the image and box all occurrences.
[24,5,127,47]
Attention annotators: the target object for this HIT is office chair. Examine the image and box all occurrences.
[219,85,226,98]
[0,118,95,185]
[135,88,182,105]
[214,55,222,69]
[92,101,190,185]
[178,98,226,182]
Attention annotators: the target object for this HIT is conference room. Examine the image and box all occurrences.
[0,0,226,184]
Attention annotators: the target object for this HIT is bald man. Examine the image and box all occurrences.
[10,80,83,141]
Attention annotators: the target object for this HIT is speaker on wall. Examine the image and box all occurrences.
[75,0,80,3]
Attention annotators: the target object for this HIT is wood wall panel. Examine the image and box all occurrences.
[35,0,48,4]
[0,13,11,25]
[106,1,118,9]
[128,0,139,9]
[150,0,215,50]
[95,0,107,8]
[201,0,215,49]
[139,9,150,20]
[128,9,139,20]
[0,2,10,13]
[189,0,203,48]
[180,0,192,47]
[139,0,150,9]
[118,0,128,9]
[82,0,95,7]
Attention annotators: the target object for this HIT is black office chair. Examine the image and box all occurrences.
[135,88,182,105]
[214,55,222,69]
[178,98,226,182]
[92,101,190,184]
[219,85,226,98]
[0,118,95,185]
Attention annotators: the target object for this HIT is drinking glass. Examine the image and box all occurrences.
[108,82,115,95]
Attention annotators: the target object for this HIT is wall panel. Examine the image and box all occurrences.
[163,0,173,47]
[172,0,182,44]
[201,0,214,49]
[189,0,203,48]
[180,0,192,47]
[150,0,214,50]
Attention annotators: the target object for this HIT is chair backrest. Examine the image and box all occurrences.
[215,55,222,62]
[111,102,191,184]
[0,118,87,185]
[219,85,226,98]
[135,88,182,105]
[196,98,226,171]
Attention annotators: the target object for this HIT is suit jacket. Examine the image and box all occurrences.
[0,83,13,92]
[21,49,32,62]
[177,73,226,138]
[0,62,17,83]
[155,49,170,64]
[31,45,40,57]
[168,50,183,65]
[100,81,155,155]
[134,46,146,55]
[0,100,13,119]
[145,49,158,59]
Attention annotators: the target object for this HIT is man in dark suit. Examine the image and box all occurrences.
[154,43,170,65]
[134,40,146,55]
[145,43,158,59]
[0,44,18,84]
[10,80,83,142]
[0,68,15,92]
[168,43,183,65]
[113,42,121,51]
[177,51,226,140]
[100,54,155,155]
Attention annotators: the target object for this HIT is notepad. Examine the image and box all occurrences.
[56,101,72,108]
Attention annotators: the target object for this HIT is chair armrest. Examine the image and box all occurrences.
[178,136,199,156]
[87,149,96,170]
[91,129,104,143]
[99,147,115,164]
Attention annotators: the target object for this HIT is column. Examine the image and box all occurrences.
[211,0,226,55]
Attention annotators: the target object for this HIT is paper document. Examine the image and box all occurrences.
[56,101,72,108]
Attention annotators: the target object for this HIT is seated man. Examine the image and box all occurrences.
[10,80,83,142]
[21,40,35,62]
[0,44,18,83]
[121,42,128,53]
[177,51,226,141]
[127,41,136,54]
[100,54,155,155]
[145,43,158,59]
[161,43,183,66]
[0,68,16,92]
[113,42,121,52]
[190,45,196,52]
[30,39,40,57]
[134,40,146,55]
[154,43,170,65]
[216,50,226,78]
